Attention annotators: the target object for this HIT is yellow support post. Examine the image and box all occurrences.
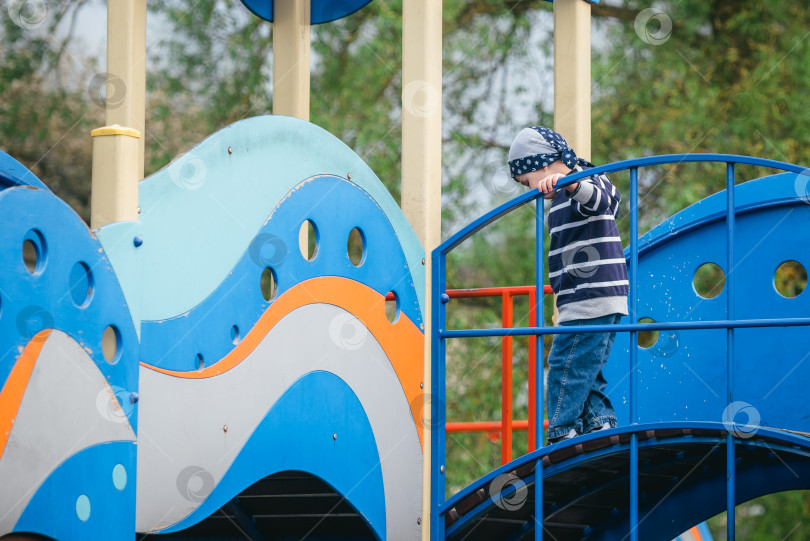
[553,0,592,160]
[90,0,146,229]
[273,0,311,254]
[273,0,311,120]
[90,126,141,228]
[402,0,442,536]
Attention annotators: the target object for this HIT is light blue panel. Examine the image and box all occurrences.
[139,175,422,372]
[0,187,139,428]
[106,115,424,323]
[159,371,385,539]
[94,220,143,339]
[606,173,810,431]
[14,441,136,540]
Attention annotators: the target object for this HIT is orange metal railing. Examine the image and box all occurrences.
[443,285,553,465]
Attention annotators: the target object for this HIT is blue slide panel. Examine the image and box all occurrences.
[14,442,136,540]
[139,175,421,373]
[162,371,386,539]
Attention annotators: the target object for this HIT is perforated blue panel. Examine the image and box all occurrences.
[0,186,139,425]
[139,175,421,372]
[606,173,810,432]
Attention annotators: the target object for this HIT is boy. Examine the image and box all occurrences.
[508,126,629,444]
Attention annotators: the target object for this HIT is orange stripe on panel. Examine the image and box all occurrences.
[0,330,51,460]
[141,277,425,444]
[689,526,703,541]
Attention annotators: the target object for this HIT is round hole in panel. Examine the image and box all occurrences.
[260,268,277,301]
[231,324,240,345]
[385,291,400,324]
[69,261,95,307]
[637,317,659,349]
[102,325,121,364]
[299,220,319,261]
[196,353,204,372]
[22,229,47,275]
[348,227,366,267]
[775,260,807,298]
[693,263,725,299]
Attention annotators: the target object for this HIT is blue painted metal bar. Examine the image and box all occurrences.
[629,166,639,541]
[439,317,810,338]
[726,162,736,540]
[437,154,807,258]
[431,250,447,540]
[440,420,810,512]
[535,194,544,540]
[224,497,267,541]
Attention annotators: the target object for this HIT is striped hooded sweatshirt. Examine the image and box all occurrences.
[547,167,629,323]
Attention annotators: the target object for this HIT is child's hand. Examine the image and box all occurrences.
[538,173,578,198]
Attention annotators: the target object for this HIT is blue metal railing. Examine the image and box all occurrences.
[430,154,810,541]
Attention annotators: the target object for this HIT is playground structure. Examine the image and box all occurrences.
[1,1,810,540]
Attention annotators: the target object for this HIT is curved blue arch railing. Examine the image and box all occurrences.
[442,422,810,540]
[430,154,810,541]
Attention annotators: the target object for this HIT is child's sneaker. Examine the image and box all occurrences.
[548,428,578,444]
[586,422,612,434]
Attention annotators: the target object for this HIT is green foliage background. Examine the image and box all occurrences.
[1,0,808,537]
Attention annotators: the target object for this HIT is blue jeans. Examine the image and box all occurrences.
[546,313,620,440]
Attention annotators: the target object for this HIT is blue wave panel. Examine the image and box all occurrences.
[162,371,385,538]
[117,116,424,324]
[14,441,136,540]
[606,173,810,430]
[140,175,421,372]
[0,187,139,427]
